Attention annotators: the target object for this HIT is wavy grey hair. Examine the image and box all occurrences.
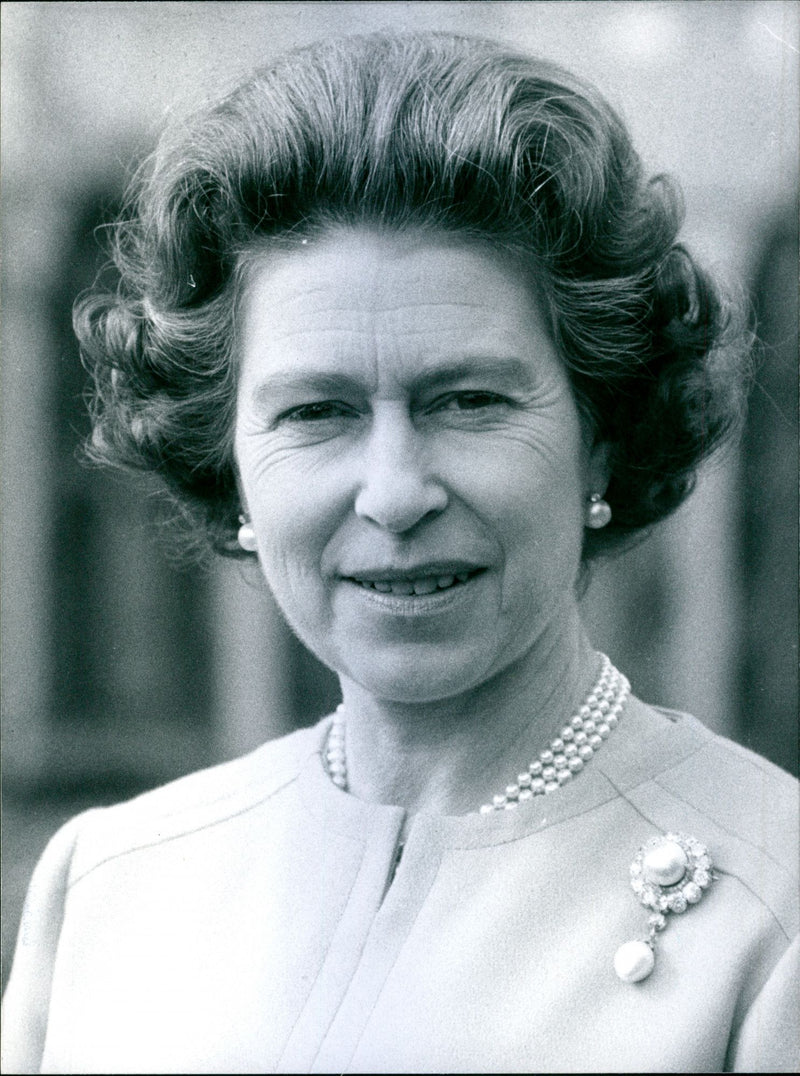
[75,31,749,559]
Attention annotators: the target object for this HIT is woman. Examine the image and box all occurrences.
[2,31,797,1074]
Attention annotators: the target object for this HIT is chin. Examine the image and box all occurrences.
[339,646,496,704]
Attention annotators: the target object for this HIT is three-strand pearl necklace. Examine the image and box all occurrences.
[325,653,630,814]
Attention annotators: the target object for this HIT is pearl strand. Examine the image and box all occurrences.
[324,653,630,814]
[478,654,629,813]
[326,713,348,790]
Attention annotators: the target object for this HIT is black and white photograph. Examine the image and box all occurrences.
[2,2,798,1072]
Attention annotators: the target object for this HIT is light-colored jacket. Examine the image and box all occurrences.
[3,701,798,1073]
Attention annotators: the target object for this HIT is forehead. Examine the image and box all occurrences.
[237,228,557,383]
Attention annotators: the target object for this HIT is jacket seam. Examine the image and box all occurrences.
[650,772,793,872]
[318,856,447,1074]
[67,772,301,890]
[603,772,795,943]
[280,833,378,1072]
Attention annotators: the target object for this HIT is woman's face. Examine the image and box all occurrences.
[234,228,604,702]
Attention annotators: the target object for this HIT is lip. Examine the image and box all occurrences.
[339,560,486,583]
[339,567,487,616]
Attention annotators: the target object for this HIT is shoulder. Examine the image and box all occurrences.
[636,703,796,868]
[604,699,799,940]
[61,719,329,887]
[659,713,796,859]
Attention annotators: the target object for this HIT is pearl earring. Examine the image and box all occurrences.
[586,493,612,529]
[237,515,258,552]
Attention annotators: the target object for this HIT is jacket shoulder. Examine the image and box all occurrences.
[656,718,797,865]
[66,720,328,886]
[623,709,799,939]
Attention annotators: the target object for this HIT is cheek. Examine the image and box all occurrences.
[239,456,344,604]
[238,435,317,524]
[471,441,585,593]
[455,427,585,523]
[253,496,328,581]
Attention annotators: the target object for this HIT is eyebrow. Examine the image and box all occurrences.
[250,372,363,410]
[248,356,537,408]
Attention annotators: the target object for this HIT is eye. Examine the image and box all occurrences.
[436,391,509,411]
[280,401,355,422]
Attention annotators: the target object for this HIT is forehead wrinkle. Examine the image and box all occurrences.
[248,295,508,331]
[241,235,559,404]
[246,258,517,319]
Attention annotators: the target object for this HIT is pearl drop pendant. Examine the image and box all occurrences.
[613,940,655,982]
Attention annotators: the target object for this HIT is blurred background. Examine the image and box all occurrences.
[2,0,797,990]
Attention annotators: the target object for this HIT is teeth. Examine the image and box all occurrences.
[355,572,473,595]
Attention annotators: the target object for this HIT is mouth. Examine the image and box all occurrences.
[347,570,483,597]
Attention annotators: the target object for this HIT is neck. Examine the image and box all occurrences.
[336,603,601,816]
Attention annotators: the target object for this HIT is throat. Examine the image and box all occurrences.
[329,635,627,816]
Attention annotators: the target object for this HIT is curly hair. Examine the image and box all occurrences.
[75,31,749,559]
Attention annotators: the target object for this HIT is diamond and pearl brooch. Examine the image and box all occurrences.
[614,832,715,982]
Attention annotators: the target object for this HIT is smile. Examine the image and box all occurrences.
[350,572,475,596]
[341,568,486,617]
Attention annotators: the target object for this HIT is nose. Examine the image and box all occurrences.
[354,405,448,533]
